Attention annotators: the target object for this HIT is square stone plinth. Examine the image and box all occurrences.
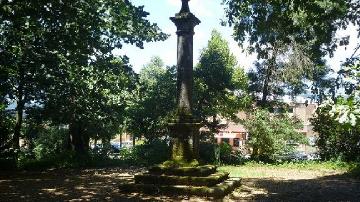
[135,172,229,186]
[148,165,217,176]
[119,177,241,198]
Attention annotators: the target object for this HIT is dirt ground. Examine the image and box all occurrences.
[0,166,359,201]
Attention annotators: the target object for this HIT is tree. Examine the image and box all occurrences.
[43,57,137,153]
[222,0,352,105]
[194,30,250,133]
[320,63,360,127]
[243,109,306,161]
[126,57,177,142]
[0,0,167,151]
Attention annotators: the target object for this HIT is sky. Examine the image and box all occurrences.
[116,0,359,75]
[115,0,257,73]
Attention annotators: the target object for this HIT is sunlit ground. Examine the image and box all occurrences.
[220,164,360,201]
[1,164,359,201]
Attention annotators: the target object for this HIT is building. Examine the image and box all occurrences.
[202,103,318,154]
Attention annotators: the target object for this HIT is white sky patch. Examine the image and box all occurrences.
[167,0,178,7]
[167,0,214,18]
[326,25,359,71]
[189,0,214,18]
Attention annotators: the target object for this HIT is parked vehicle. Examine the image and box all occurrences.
[307,153,320,160]
[279,151,308,161]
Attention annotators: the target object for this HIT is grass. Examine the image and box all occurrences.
[219,161,359,178]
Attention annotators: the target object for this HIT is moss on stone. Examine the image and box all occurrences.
[161,159,199,168]
[135,172,229,186]
[119,177,242,198]
[148,164,217,176]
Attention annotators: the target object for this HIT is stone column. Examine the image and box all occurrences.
[168,0,201,165]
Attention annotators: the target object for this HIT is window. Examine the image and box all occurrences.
[233,138,240,147]
[222,138,229,144]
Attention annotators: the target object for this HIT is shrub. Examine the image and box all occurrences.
[218,142,232,164]
[244,109,307,162]
[199,142,241,165]
[199,142,216,163]
[311,105,360,162]
[33,126,68,160]
[120,139,170,166]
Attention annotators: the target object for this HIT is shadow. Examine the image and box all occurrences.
[0,167,211,201]
[229,172,360,201]
[1,167,359,201]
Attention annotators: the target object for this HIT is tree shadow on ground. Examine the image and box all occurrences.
[0,168,177,201]
[1,167,360,201]
[229,171,360,201]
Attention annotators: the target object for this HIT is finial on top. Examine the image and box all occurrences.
[180,0,190,13]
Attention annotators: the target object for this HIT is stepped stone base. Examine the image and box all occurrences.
[119,178,241,198]
[148,165,217,176]
[118,165,241,198]
[135,172,229,186]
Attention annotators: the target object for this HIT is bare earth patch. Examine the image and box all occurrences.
[0,166,359,201]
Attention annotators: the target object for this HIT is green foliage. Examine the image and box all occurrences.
[199,142,243,165]
[199,142,216,164]
[329,64,360,126]
[18,151,108,170]
[194,30,250,131]
[222,0,357,104]
[223,0,349,57]
[126,57,176,141]
[244,109,307,161]
[0,0,168,152]
[218,143,232,164]
[311,104,360,162]
[33,126,68,160]
[313,64,360,162]
[119,139,171,166]
[0,110,14,148]
[0,109,16,170]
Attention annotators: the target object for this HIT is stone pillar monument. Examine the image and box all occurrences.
[168,0,201,165]
[119,1,241,197]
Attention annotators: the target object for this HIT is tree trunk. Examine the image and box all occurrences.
[132,135,136,147]
[252,145,259,158]
[261,65,272,107]
[83,131,90,151]
[119,132,122,148]
[13,99,24,150]
[260,50,277,107]
[13,68,25,150]
[68,121,86,154]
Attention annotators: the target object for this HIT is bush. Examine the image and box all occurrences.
[311,105,360,162]
[244,109,307,162]
[0,148,17,170]
[33,126,68,160]
[0,109,14,149]
[199,142,243,165]
[120,139,170,166]
[199,142,216,163]
[218,142,232,164]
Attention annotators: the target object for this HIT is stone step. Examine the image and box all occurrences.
[148,165,217,176]
[135,172,229,186]
[119,177,241,198]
